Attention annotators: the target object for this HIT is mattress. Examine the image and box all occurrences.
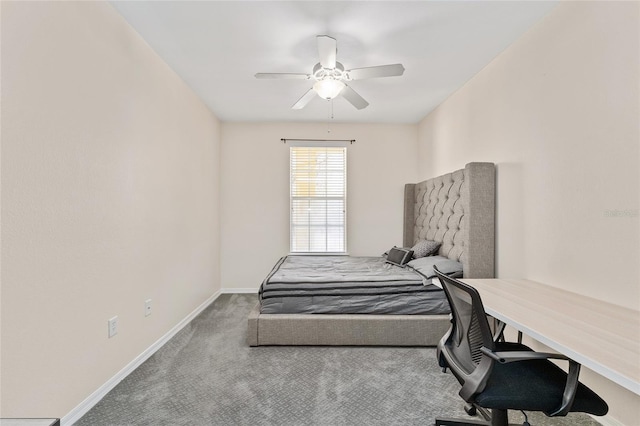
[259,255,450,315]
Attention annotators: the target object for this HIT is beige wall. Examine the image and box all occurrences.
[1,1,221,418]
[220,122,418,289]
[417,1,639,424]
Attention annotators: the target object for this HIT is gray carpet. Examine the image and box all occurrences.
[76,294,601,426]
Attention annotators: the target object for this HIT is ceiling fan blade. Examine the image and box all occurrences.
[317,35,337,69]
[341,85,369,110]
[255,73,310,79]
[291,88,317,110]
[345,64,405,80]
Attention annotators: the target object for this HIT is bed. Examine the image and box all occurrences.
[259,255,456,315]
[247,162,495,346]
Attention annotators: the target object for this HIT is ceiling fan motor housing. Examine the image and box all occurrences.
[312,62,346,82]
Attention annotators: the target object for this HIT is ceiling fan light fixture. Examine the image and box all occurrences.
[313,79,345,100]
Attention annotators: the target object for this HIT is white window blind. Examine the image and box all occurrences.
[290,146,347,253]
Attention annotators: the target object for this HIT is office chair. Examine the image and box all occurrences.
[433,267,608,426]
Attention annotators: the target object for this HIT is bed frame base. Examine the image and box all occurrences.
[247,303,450,347]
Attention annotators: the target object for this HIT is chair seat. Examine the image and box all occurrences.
[474,357,608,416]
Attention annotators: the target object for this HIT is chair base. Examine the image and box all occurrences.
[435,408,518,426]
[435,419,521,426]
[464,403,477,416]
[435,418,489,426]
[466,403,493,421]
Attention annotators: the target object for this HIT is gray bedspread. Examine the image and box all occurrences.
[259,256,450,315]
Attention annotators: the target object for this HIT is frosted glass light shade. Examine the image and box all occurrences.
[313,79,346,100]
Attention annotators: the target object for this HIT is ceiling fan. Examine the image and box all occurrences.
[255,35,405,110]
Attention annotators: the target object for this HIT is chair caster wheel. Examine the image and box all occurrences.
[464,403,477,416]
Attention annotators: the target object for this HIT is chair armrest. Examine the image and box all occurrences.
[549,360,581,416]
[480,347,581,417]
[480,347,569,364]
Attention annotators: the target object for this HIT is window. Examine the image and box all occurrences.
[290,145,347,253]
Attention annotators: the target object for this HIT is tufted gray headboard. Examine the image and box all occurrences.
[403,162,495,279]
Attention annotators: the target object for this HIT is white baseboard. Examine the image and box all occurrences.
[221,287,258,294]
[591,414,625,426]
[62,290,221,425]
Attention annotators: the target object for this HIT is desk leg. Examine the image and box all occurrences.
[491,317,506,342]
[491,316,523,344]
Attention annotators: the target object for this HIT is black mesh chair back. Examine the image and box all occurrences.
[435,267,495,400]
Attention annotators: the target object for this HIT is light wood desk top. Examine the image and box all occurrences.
[461,278,640,395]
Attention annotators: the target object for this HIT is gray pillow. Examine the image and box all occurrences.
[407,255,463,279]
[385,247,414,267]
[411,240,441,258]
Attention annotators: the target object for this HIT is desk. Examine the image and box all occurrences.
[460,278,640,396]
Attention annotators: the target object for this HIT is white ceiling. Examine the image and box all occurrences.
[110,1,558,123]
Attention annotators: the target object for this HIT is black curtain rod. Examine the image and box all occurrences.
[281,138,356,144]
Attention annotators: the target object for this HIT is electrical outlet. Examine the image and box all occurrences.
[145,299,152,317]
[108,316,118,338]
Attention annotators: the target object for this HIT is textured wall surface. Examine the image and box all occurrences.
[1,1,221,417]
[417,2,639,424]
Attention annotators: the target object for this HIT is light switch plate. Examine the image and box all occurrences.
[108,316,118,338]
